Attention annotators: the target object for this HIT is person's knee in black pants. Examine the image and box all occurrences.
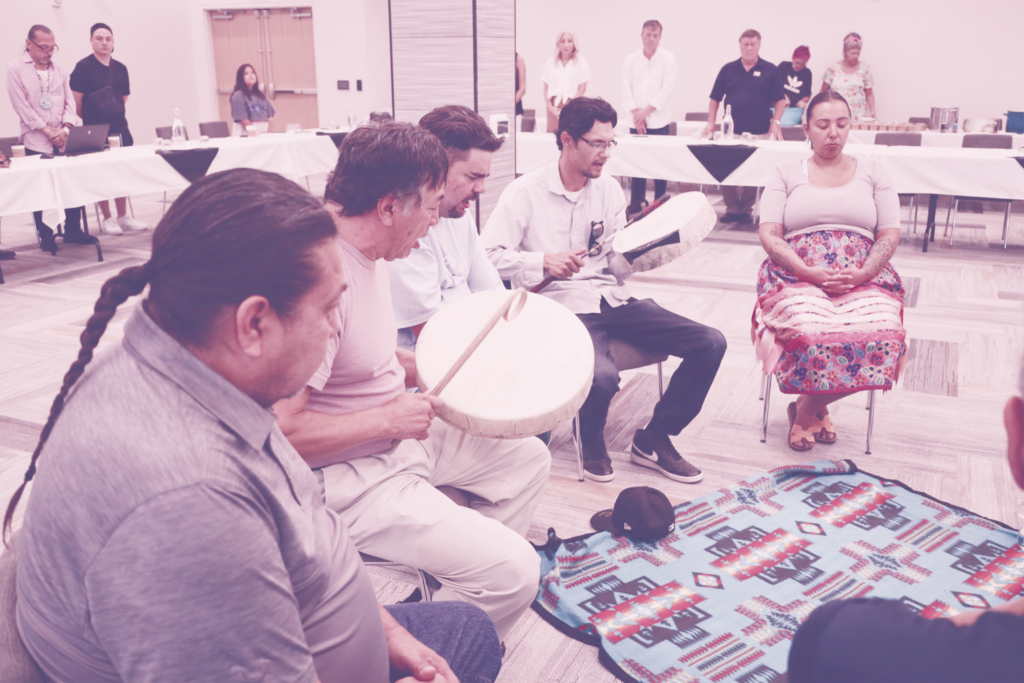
[385,601,502,683]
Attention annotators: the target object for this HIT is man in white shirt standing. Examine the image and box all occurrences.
[390,105,505,350]
[483,97,726,484]
[622,19,677,216]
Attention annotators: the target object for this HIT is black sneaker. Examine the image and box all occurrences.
[734,213,753,224]
[63,231,100,246]
[631,429,703,483]
[719,212,738,223]
[583,459,615,483]
[0,250,14,260]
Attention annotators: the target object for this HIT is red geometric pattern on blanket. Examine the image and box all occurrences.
[590,581,705,644]
[608,535,685,566]
[678,633,766,682]
[618,659,699,683]
[674,501,729,537]
[920,599,956,618]
[556,551,620,590]
[710,528,811,581]
[964,543,1024,600]
[841,540,932,584]
[802,571,874,602]
[736,596,817,647]
[896,519,960,553]
[809,482,895,527]
[923,498,999,530]
[715,477,785,518]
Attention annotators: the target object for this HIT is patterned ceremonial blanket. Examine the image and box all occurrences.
[533,460,1024,683]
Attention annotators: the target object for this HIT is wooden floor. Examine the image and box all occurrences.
[1,181,1022,682]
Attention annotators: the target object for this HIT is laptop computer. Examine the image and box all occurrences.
[63,124,110,156]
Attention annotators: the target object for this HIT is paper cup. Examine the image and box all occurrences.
[108,136,121,149]
[11,145,25,158]
[245,125,257,137]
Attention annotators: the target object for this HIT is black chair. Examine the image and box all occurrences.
[198,120,230,138]
[521,117,536,133]
[0,137,18,247]
[781,126,806,142]
[684,112,707,122]
[522,108,535,118]
[908,117,930,126]
[946,134,1015,249]
[155,126,189,141]
[875,133,923,234]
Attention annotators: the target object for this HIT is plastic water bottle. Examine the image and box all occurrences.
[722,104,734,141]
[171,108,186,146]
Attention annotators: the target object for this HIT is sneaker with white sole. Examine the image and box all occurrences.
[118,216,149,232]
[100,217,123,235]
[630,429,703,483]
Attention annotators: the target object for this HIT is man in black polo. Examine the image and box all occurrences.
[702,29,786,224]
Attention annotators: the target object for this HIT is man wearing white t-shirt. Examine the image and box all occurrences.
[622,19,677,215]
[391,105,505,350]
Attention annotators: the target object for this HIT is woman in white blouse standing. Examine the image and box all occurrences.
[542,30,590,133]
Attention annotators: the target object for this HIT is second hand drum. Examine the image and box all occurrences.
[415,290,595,439]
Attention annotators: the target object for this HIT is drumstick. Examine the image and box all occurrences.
[386,289,528,452]
[530,193,673,295]
[427,288,528,397]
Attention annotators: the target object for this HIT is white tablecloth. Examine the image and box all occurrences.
[516,133,1024,200]
[0,133,340,227]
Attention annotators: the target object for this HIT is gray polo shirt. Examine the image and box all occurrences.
[16,306,388,682]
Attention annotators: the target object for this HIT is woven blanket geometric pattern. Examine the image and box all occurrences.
[533,460,1024,683]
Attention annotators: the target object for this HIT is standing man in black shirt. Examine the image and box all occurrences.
[702,29,787,224]
[777,46,812,111]
[70,23,147,235]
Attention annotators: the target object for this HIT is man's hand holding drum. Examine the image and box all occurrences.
[383,392,444,441]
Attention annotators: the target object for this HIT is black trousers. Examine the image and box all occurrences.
[789,598,1024,683]
[629,124,671,206]
[576,298,727,462]
[26,149,84,238]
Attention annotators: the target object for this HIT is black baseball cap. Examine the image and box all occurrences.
[590,486,676,542]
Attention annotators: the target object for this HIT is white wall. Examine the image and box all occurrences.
[0,0,393,143]
[515,0,1024,128]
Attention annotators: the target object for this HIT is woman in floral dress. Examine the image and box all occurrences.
[821,33,875,123]
[753,90,906,451]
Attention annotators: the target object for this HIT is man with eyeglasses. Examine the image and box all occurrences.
[484,97,726,484]
[6,24,96,253]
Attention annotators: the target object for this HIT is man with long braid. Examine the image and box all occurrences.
[5,167,502,682]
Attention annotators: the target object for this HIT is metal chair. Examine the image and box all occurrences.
[0,533,46,683]
[781,126,806,142]
[760,373,877,454]
[875,132,923,233]
[572,340,667,482]
[358,485,471,601]
[946,134,1015,249]
[198,120,230,138]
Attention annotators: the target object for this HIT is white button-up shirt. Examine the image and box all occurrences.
[6,53,78,154]
[482,161,630,315]
[621,48,677,130]
[542,56,591,108]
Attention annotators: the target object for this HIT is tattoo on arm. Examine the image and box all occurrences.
[862,236,898,277]
[763,224,804,273]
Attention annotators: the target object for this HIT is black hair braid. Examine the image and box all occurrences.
[2,263,151,545]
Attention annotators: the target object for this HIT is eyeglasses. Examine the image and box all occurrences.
[587,221,605,257]
[29,40,58,54]
[578,137,617,151]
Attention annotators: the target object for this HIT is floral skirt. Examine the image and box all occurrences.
[753,230,907,395]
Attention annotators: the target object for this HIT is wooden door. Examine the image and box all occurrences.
[209,7,319,131]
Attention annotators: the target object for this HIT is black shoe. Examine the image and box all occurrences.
[719,212,738,223]
[37,230,57,254]
[62,231,100,246]
[631,429,703,483]
[734,213,753,224]
[626,202,645,219]
[0,250,14,260]
[583,459,615,483]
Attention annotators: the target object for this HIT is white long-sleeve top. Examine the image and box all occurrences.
[621,48,677,130]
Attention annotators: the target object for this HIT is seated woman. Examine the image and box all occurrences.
[753,90,906,450]
[230,63,275,136]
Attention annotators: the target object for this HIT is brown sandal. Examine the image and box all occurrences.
[812,411,837,444]
[787,402,816,452]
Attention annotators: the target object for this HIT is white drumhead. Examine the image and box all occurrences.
[613,192,717,259]
[416,290,594,438]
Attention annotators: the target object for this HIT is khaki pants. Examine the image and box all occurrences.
[321,420,551,638]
